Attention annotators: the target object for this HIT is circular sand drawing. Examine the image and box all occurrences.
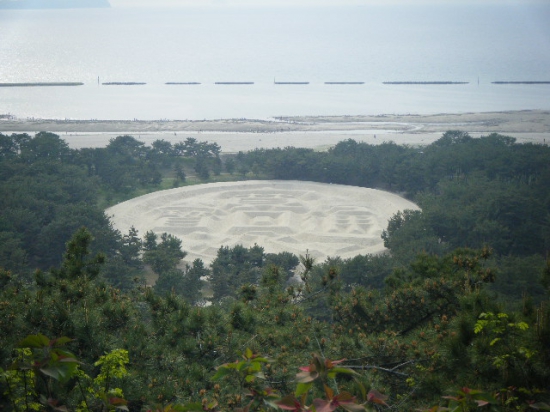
[106,180,419,264]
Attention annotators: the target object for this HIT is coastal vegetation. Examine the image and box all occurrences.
[0,130,549,411]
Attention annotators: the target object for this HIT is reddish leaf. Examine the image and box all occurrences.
[296,370,318,383]
[367,389,388,406]
[325,358,346,369]
[277,395,304,411]
[58,357,79,363]
[299,362,317,373]
[334,392,355,403]
[46,398,69,412]
[313,398,337,412]
[340,403,366,412]
[324,385,335,400]
[109,397,128,406]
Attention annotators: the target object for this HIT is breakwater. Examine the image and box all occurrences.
[4,80,547,88]
[0,0,110,9]
[383,81,469,85]
[102,82,146,85]
[492,81,550,84]
[0,82,84,87]
[325,82,364,85]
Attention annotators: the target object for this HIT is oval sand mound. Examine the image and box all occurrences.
[106,180,419,264]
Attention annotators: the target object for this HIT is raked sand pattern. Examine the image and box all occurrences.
[106,180,420,264]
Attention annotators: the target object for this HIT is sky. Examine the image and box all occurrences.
[109,0,365,6]
[109,0,545,8]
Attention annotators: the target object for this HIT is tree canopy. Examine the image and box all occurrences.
[1,130,549,411]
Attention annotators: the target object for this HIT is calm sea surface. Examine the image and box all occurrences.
[0,4,549,120]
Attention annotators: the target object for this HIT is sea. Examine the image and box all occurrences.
[0,3,549,120]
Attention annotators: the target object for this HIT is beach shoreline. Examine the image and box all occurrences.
[1,110,548,151]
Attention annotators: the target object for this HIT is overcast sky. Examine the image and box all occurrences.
[109,0,544,8]
[108,0,369,7]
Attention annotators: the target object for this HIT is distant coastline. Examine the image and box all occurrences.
[0,0,110,9]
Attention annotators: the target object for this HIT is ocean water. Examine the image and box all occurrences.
[0,3,549,120]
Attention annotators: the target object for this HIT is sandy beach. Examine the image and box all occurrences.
[1,110,549,152]
[106,180,420,265]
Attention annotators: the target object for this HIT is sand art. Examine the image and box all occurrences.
[106,180,419,264]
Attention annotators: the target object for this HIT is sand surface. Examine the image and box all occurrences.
[1,110,549,152]
[106,181,420,265]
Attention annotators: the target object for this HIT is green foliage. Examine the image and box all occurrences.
[17,334,80,383]
[19,131,73,163]
[280,354,371,412]
[474,312,534,371]
[143,232,187,275]
[2,130,550,411]
[224,157,236,175]
[206,351,377,412]
[542,258,550,295]
[264,252,299,281]
[210,244,266,301]
[92,349,129,387]
[1,231,549,411]
[174,162,186,182]
[181,259,209,303]
[436,386,498,412]
[212,348,270,386]
[58,227,105,281]
[1,334,81,411]
[491,255,547,303]
[194,156,210,180]
[234,133,550,262]
[76,349,130,412]
[1,333,131,412]
[153,258,208,304]
[418,174,547,256]
[381,209,447,263]
[0,132,114,274]
[101,226,144,290]
[1,348,42,412]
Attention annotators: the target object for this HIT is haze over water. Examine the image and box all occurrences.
[0,3,549,120]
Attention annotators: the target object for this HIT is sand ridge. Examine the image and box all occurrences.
[106,180,420,264]
[2,110,550,134]
[2,110,548,152]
